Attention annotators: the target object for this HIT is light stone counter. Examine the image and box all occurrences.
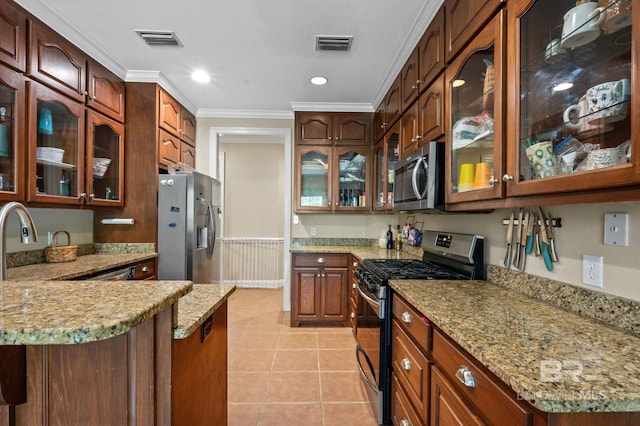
[291,245,422,261]
[391,279,640,413]
[6,252,157,281]
[173,284,236,339]
[0,280,191,345]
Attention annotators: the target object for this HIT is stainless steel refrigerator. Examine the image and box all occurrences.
[157,171,222,283]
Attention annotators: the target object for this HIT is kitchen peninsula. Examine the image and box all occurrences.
[0,255,235,426]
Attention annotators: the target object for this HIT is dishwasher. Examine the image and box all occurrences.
[75,266,135,281]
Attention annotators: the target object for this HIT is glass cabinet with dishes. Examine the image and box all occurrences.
[85,110,124,206]
[296,146,332,211]
[28,82,85,204]
[507,0,636,196]
[373,122,399,211]
[0,66,24,200]
[445,11,505,203]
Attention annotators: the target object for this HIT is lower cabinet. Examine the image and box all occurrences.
[172,301,227,426]
[430,366,484,426]
[291,253,349,326]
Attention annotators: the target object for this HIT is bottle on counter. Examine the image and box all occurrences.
[396,224,402,251]
[386,225,393,249]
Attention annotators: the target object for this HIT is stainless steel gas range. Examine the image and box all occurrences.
[354,231,484,425]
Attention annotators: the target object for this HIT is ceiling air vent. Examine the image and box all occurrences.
[135,30,183,47]
[315,35,353,51]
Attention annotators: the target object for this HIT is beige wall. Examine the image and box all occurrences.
[220,142,284,237]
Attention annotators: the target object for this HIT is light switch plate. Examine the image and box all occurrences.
[604,213,628,246]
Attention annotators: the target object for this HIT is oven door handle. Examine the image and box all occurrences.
[357,284,381,317]
[355,344,378,391]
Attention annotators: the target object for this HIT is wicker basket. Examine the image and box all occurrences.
[45,231,78,263]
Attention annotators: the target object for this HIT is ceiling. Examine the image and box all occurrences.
[15,0,442,118]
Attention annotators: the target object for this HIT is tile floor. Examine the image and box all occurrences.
[227,288,379,426]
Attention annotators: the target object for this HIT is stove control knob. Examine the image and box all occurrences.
[401,312,412,324]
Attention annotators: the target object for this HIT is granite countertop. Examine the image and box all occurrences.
[391,279,640,413]
[0,280,192,345]
[174,284,236,339]
[291,245,421,261]
[7,252,157,281]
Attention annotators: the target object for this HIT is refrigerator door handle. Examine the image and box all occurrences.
[206,200,216,259]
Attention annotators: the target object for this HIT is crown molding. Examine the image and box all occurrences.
[289,102,374,113]
[198,109,294,119]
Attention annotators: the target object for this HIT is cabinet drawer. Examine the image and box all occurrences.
[132,259,156,280]
[392,294,431,354]
[293,253,348,268]
[391,372,422,426]
[391,320,430,423]
[432,330,533,426]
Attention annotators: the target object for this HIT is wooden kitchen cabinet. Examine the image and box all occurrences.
[445,11,505,205]
[291,253,349,326]
[181,141,196,169]
[373,122,399,211]
[27,19,87,103]
[400,103,419,158]
[172,301,227,426]
[294,141,370,213]
[430,366,484,426]
[296,112,371,145]
[159,128,181,169]
[84,109,124,206]
[418,6,446,91]
[86,59,125,123]
[417,74,445,145]
[0,0,27,72]
[400,48,420,113]
[504,0,637,198]
[374,76,402,142]
[180,106,196,145]
[0,65,25,201]
[444,0,505,64]
[158,88,181,137]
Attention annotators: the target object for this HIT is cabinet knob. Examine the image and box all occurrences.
[455,366,476,388]
[411,85,418,90]
[141,266,149,272]
[401,357,412,371]
[502,174,514,182]
[400,419,411,426]
[416,79,422,85]
[411,138,416,143]
[317,257,326,264]
[489,177,499,185]
[89,95,96,101]
[328,136,332,141]
[80,193,87,198]
[351,312,355,318]
[352,283,357,289]
[416,135,423,140]
[89,193,95,198]
[401,312,412,323]
[353,262,358,267]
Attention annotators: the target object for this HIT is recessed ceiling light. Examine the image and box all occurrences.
[191,70,210,83]
[452,79,466,88]
[310,76,328,86]
[552,82,573,92]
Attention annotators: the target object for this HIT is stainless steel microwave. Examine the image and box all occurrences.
[392,141,445,212]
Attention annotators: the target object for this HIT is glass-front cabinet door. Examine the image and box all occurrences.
[85,110,124,206]
[296,146,332,212]
[373,123,399,211]
[28,82,85,204]
[0,66,24,200]
[446,11,505,203]
[334,146,369,212]
[507,0,636,196]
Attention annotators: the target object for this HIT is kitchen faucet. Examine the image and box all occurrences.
[0,202,38,281]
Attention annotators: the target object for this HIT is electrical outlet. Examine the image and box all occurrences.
[293,215,299,225]
[48,231,53,245]
[582,255,603,288]
[310,227,317,236]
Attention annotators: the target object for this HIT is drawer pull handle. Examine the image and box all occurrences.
[455,366,475,388]
[401,312,412,323]
[400,419,411,426]
[141,266,149,272]
[401,358,412,371]
[317,257,326,264]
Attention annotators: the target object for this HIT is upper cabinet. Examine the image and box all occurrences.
[0,0,27,72]
[418,6,446,91]
[294,112,371,213]
[27,20,87,103]
[373,76,402,142]
[505,0,636,197]
[445,10,505,204]
[373,122,399,211]
[86,60,125,123]
[157,88,197,170]
[296,112,371,145]
[445,0,505,63]
[0,65,25,200]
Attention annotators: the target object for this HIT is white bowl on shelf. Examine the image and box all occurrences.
[36,147,64,163]
[93,157,111,177]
